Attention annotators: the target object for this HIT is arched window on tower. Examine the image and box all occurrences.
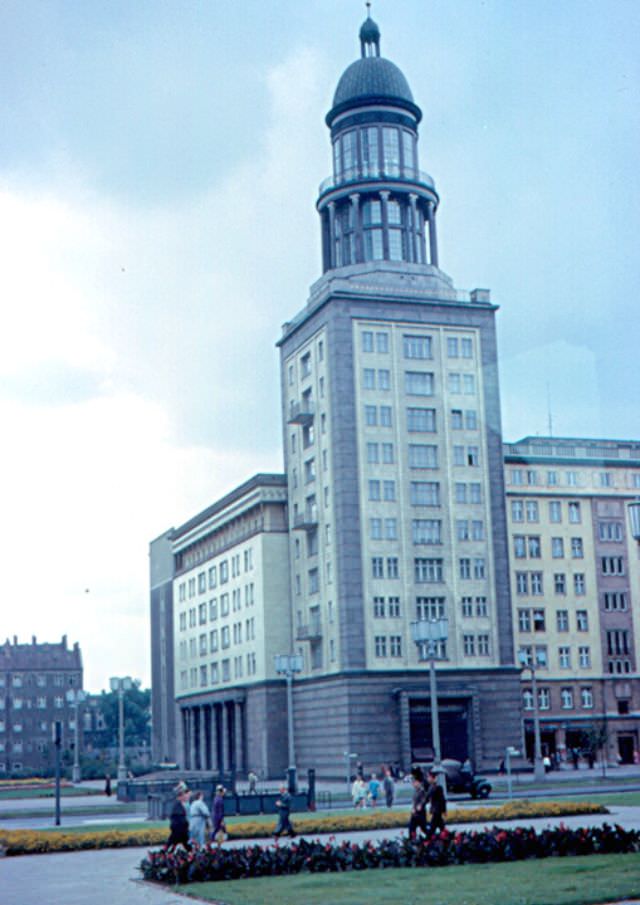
[382,127,400,177]
[342,131,358,181]
[402,131,416,177]
[362,127,380,177]
[387,199,405,261]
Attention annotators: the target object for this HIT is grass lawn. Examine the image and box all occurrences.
[181,853,640,905]
[0,787,102,800]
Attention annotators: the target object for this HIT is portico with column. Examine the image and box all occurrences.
[179,694,247,774]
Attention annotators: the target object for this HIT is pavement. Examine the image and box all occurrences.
[1,802,639,905]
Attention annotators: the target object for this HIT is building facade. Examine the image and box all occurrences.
[0,635,83,776]
[505,436,640,764]
[150,474,294,778]
[275,15,521,774]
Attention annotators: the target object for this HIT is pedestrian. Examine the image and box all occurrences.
[273,784,296,837]
[248,769,258,794]
[571,748,580,770]
[426,769,446,836]
[383,766,395,808]
[104,773,112,797]
[167,782,190,848]
[211,784,227,844]
[407,769,428,839]
[368,772,380,807]
[188,790,211,847]
[351,776,367,808]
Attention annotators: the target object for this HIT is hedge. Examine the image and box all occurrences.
[0,799,607,856]
[140,824,640,885]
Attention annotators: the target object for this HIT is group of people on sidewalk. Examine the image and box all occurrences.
[167,782,228,848]
[351,765,395,809]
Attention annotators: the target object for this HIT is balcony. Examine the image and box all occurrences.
[296,619,322,642]
[318,167,435,198]
[293,507,318,531]
[288,399,315,425]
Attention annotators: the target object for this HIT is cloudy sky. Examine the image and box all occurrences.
[1,0,638,691]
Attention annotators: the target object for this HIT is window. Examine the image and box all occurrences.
[477,634,490,655]
[533,608,545,631]
[220,593,229,617]
[453,445,465,466]
[465,410,477,429]
[463,634,475,656]
[538,688,550,710]
[363,368,376,389]
[462,597,474,618]
[551,537,564,558]
[568,501,581,523]
[417,597,446,620]
[459,557,471,579]
[580,687,593,709]
[403,335,432,359]
[378,369,391,390]
[574,573,586,595]
[376,332,389,353]
[370,518,382,540]
[362,331,374,352]
[518,609,531,632]
[599,521,623,542]
[451,409,463,430]
[455,483,467,504]
[535,645,548,668]
[409,444,438,468]
[566,471,578,486]
[407,407,436,432]
[526,470,539,486]
[382,442,394,464]
[367,442,379,464]
[599,472,612,487]
[369,480,381,501]
[531,572,544,594]
[463,374,476,395]
[511,500,524,522]
[219,560,229,584]
[474,557,485,579]
[526,501,539,522]
[415,558,443,583]
[607,629,629,656]
[515,572,528,594]
[380,405,392,427]
[476,596,488,617]
[365,404,377,426]
[513,536,526,558]
[412,519,442,544]
[383,480,396,501]
[556,609,569,632]
[571,537,584,558]
[523,689,534,711]
[559,647,571,669]
[447,337,459,358]
[528,536,541,558]
[208,565,217,589]
[601,556,624,575]
[561,688,574,709]
[386,556,399,578]
[511,469,524,485]
[198,602,207,625]
[372,557,384,578]
[578,646,591,668]
[390,635,402,657]
[467,446,479,466]
[547,471,558,486]
[308,568,319,594]
[385,518,397,540]
[603,592,627,611]
[457,519,469,541]
[405,371,434,395]
[221,626,230,649]
[375,636,387,658]
[461,337,473,358]
[554,573,566,594]
[388,596,401,617]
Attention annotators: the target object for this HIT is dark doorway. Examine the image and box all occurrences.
[409,697,470,762]
[618,734,636,765]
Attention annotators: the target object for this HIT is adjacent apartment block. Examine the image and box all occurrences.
[505,437,640,764]
[0,635,83,775]
[150,474,293,775]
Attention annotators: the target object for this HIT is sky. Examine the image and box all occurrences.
[1,0,638,692]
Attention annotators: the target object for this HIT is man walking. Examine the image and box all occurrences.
[273,784,296,837]
[408,769,428,839]
[426,769,446,836]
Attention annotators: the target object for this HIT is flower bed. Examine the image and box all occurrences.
[140,824,640,885]
[0,799,607,856]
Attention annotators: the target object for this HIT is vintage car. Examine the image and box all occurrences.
[440,758,492,799]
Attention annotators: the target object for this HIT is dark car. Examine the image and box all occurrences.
[440,758,492,799]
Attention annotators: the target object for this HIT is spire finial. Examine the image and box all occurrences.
[359,5,380,57]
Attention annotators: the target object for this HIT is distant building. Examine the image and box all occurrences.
[0,635,83,776]
[150,474,292,775]
[504,437,640,764]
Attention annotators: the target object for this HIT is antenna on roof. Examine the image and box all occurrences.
[546,382,554,438]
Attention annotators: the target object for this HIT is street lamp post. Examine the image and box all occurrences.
[110,676,133,782]
[410,617,448,773]
[518,651,546,782]
[274,654,303,793]
[66,689,86,783]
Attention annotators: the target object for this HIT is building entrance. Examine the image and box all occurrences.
[618,734,636,765]
[409,697,470,763]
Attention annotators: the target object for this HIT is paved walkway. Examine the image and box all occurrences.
[2,804,639,905]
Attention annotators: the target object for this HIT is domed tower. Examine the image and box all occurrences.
[317,14,440,273]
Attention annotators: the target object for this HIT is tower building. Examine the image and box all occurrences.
[278,15,521,772]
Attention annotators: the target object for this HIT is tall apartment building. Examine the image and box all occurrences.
[504,436,640,764]
[0,635,83,775]
[150,474,293,776]
[277,16,520,773]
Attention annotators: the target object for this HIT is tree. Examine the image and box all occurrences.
[580,721,609,777]
[98,681,151,748]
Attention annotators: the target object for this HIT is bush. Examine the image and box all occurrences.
[139,824,640,886]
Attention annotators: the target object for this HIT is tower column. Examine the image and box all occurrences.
[379,190,390,260]
[350,193,362,263]
[328,202,336,269]
[427,201,439,268]
[409,193,418,263]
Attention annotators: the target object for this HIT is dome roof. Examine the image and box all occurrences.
[327,55,421,126]
[333,56,414,109]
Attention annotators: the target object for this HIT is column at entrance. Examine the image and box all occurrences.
[234,699,245,775]
[221,701,229,773]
